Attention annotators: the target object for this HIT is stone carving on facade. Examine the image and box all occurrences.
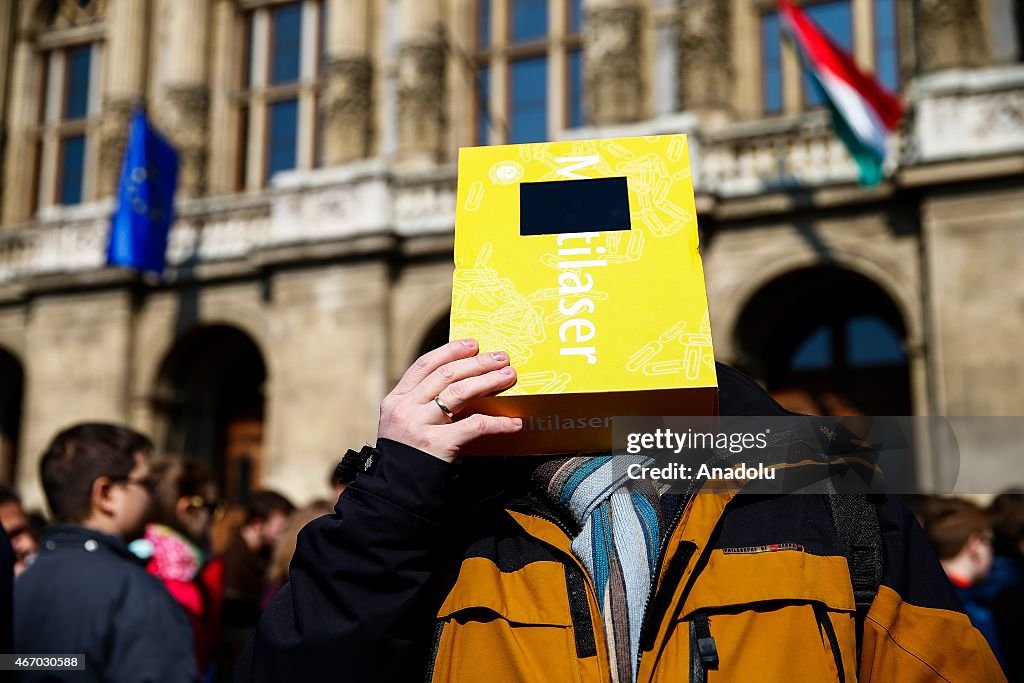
[97,96,136,198]
[397,40,446,160]
[915,0,989,72]
[676,0,733,114]
[41,0,107,29]
[584,4,644,125]
[163,85,210,198]
[321,56,374,165]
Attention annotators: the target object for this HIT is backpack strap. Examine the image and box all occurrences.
[826,493,883,659]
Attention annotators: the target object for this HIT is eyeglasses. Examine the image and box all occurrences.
[187,496,225,517]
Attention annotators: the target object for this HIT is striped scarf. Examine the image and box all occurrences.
[533,455,663,683]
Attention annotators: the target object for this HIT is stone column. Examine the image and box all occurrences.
[0,2,21,225]
[914,0,990,72]
[98,0,149,198]
[0,1,16,225]
[583,0,644,126]
[396,0,446,164]
[676,0,733,119]
[1,38,37,225]
[321,0,374,165]
[207,0,237,194]
[164,0,211,197]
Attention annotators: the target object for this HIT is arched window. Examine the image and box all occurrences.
[735,266,911,416]
[235,0,325,189]
[790,314,905,370]
[473,0,584,145]
[29,0,105,209]
[154,325,268,504]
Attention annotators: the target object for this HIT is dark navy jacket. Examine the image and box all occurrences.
[14,524,197,683]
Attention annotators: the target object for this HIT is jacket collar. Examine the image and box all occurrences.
[40,524,137,562]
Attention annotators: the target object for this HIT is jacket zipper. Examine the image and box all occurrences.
[521,500,693,680]
[813,603,846,683]
[638,449,734,655]
[514,489,713,680]
[637,453,739,675]
[688,612,719,683]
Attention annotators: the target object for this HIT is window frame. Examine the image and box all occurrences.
[651,1,680,117]
[759,10,784,116]
[756,0,899,118]
[32,34,103,211]
[472,0,584,147]
[871,0,901,93]
[799,0,853,109]
[235,0,324,190]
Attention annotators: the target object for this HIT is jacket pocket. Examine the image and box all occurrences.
[667,549,858,682]
[426,557,587,683]
[428,606,582,683]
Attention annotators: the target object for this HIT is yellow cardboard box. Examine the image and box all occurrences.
[451,135,717,455]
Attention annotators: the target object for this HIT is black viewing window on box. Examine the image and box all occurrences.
[520,177,632,236]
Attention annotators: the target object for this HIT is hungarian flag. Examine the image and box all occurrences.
[777,0,904,186]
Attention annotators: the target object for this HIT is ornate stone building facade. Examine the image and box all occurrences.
[0,0,1022,508]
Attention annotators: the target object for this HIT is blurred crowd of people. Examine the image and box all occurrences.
[0,422,346,682]
[1,421,1023,680]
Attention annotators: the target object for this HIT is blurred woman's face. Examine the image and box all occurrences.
[177,483,219,546]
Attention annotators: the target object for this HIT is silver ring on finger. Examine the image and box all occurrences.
[434,395,455,421]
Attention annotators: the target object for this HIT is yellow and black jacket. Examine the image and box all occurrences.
[238,366,1005,683]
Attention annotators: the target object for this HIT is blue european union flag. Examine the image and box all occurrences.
[106,108,179,275]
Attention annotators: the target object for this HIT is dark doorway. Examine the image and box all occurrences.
[154,325,267,504]
[0,348,24,485]
[734,267,911,416]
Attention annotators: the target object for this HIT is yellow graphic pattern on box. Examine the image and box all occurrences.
[452,135,716,396]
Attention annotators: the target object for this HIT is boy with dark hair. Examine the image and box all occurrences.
[15,422,197,682]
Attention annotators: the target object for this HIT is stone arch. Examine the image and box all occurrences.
[731,264,913,416]
[713,247,921,363]
[135,311,273,403]
[150,324,268,504]
[392,274,454,374]
[0,327,25,362]
[415,312,452,361]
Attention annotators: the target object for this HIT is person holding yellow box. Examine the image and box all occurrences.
[238,135,1003,682]
[238,340,1003,682]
